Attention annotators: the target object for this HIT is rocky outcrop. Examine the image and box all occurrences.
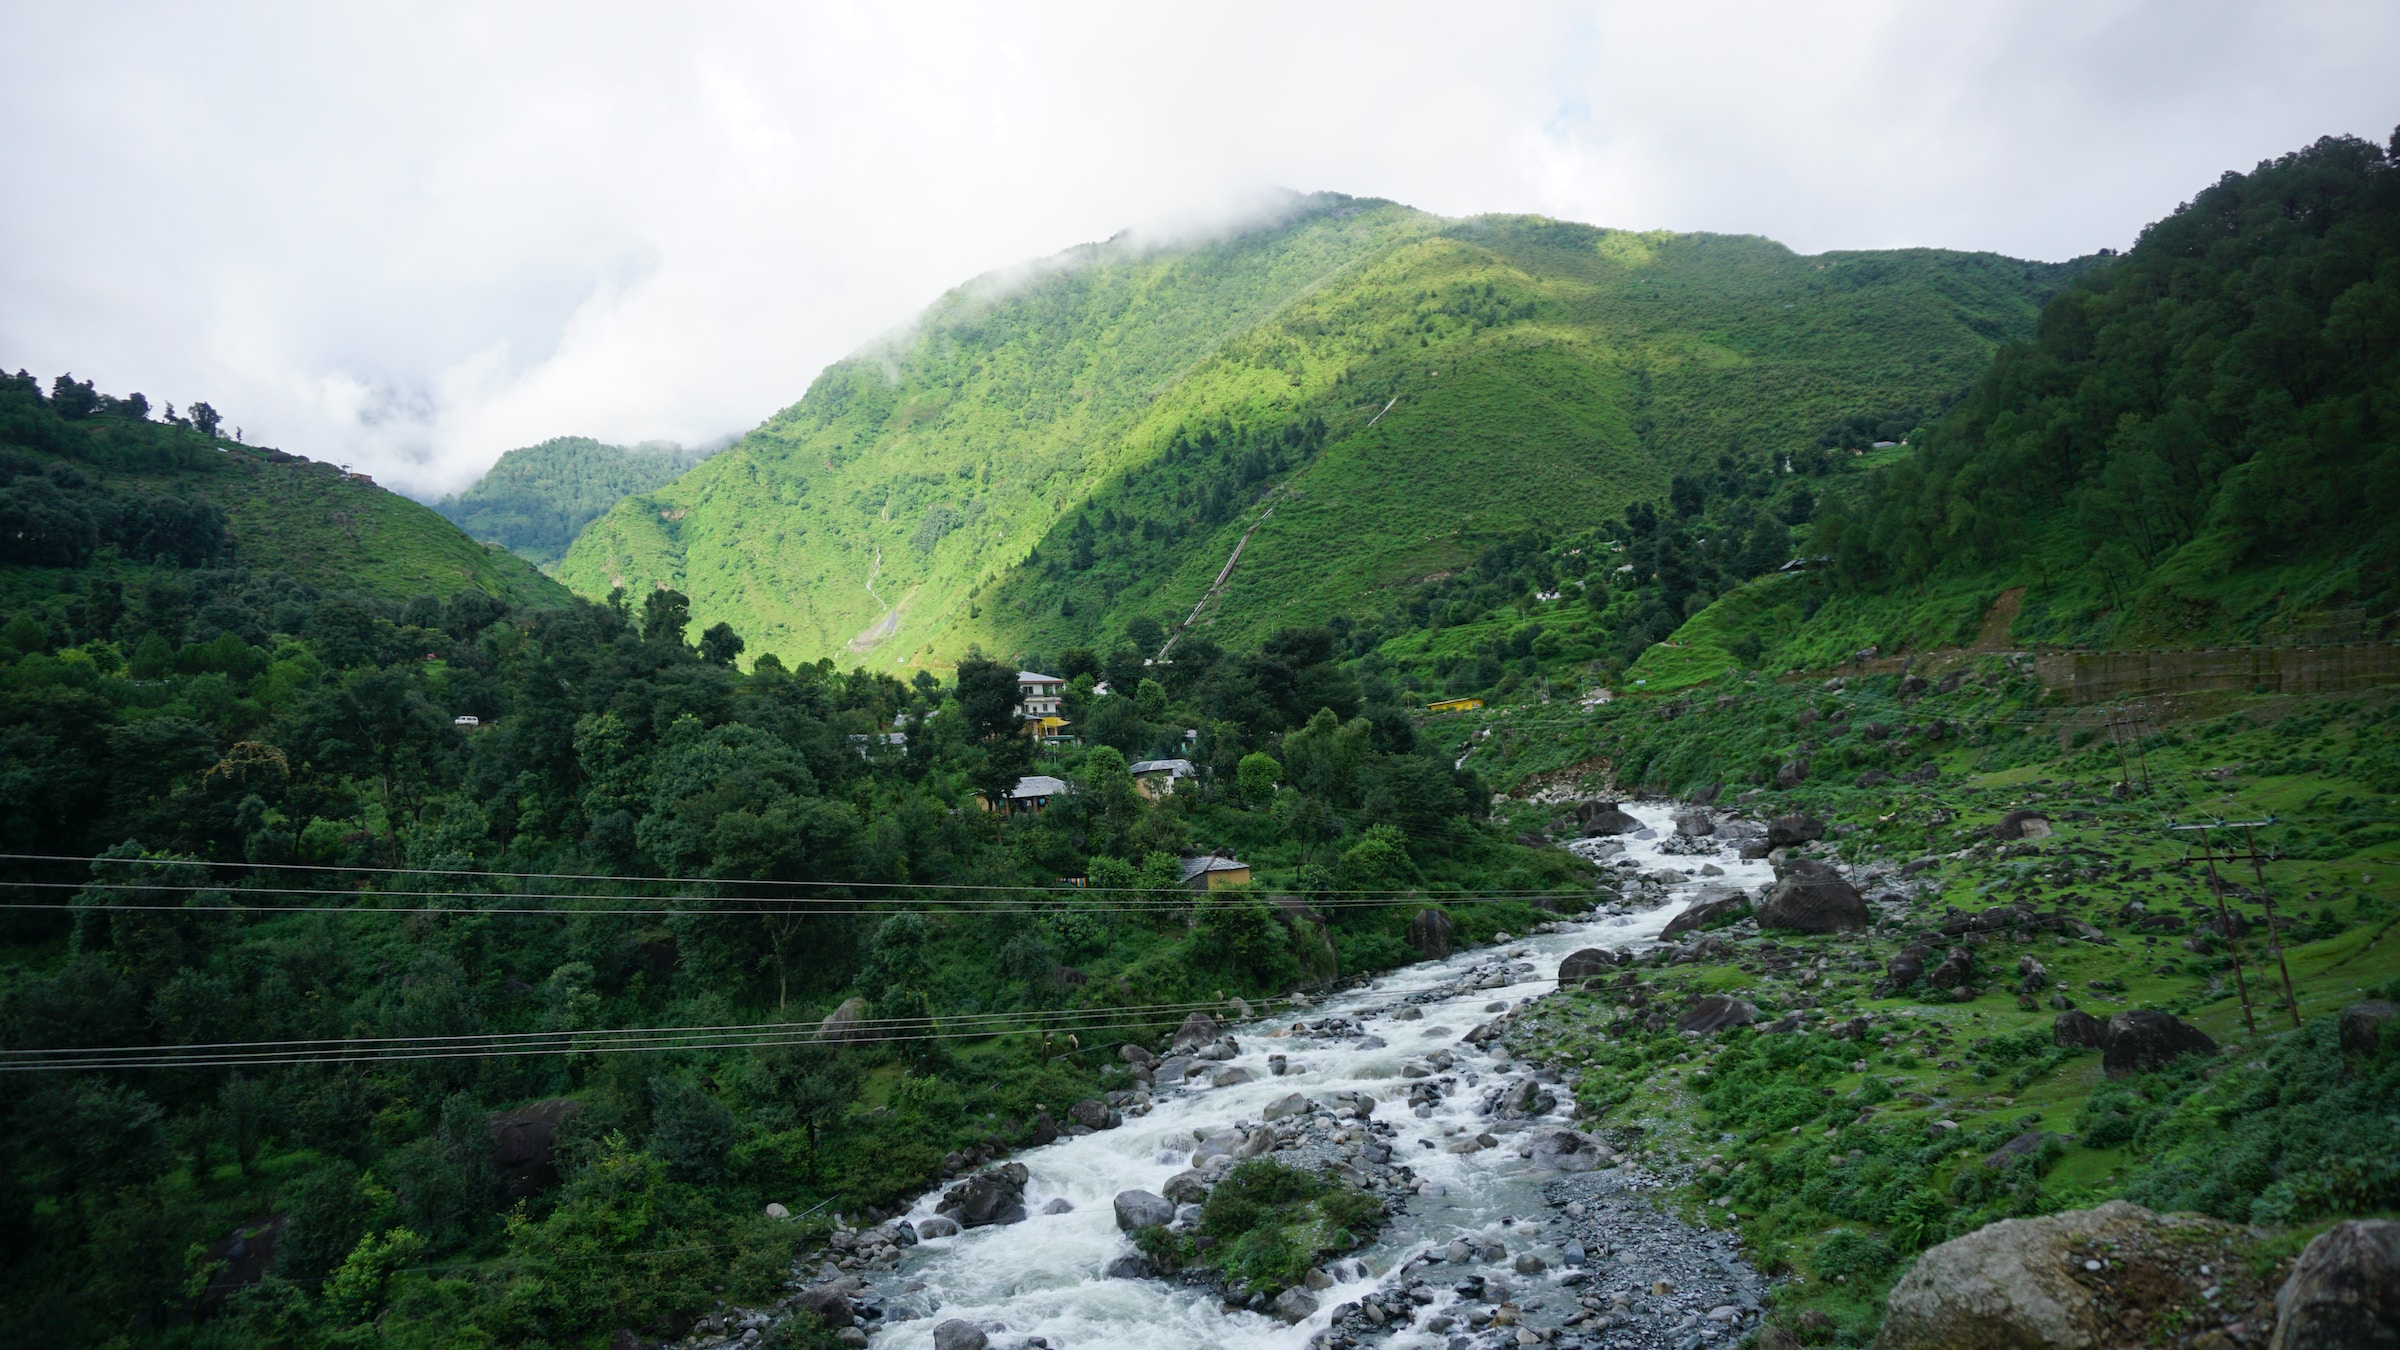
[1406,908,1455,958]
[489,1098,582,1201]
[1766,813,1825,847]
[2101,1010,2217,1079]
[1755,860,1868,933]
[1876,1201,2251,1350]
[2340,1000,2400,1058]
[2271,1219,2400,1349]
[936,1163,1029,1228]
[1557,947,1623,981]
[1171,1011,1221,1050]
[816,996,872,1045]
[1675,995,1759,1034]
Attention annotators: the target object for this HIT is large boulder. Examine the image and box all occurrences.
[1407,908,1455,959]
[2340,1001,2400,1058]
[1766,813,1825,848]
[1886,945,1930,985]
[1261,1092,1315,1122]
[1675,995,1759,1035]
[1876,1201,2244,1350]
[1674,811,1715,837]
[2052,1009,2109,1050]
[1119,1042,1156,1067]
[1113,1189,1175,1232]
[1576,800,1643,836]
[1557,947,1623,981]
[2102,1010,2217,1079]
[931,1320,989,1350]
[1068,1098,1116,1130]
[914,1215,961,1238]
[1270,1288,1320,1323]
[1776,759,1812,788]
[816,996,872,1045]
[1525,1128,1609,1172]
[1170,1011,1221,1050]
[2272,1219,2400,1349]
[488,1099,582,1201]
[1993,809,2053,841]
[1161,1170,1211,1204]
[792,1284,855,1325]
[1755,860,1869,933]
[936,1162,1030,1228]
[1661,896,1749,939]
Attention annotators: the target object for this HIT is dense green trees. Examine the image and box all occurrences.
[433,436,720,568]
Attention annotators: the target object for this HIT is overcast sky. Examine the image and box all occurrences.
[2,2,2395,497]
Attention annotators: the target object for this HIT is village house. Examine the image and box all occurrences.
[1180,851,1251,891]
[1128,757,1195,799]
[981,773,1070,816]
[1016,670,1071,742]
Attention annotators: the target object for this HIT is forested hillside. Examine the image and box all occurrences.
[0,372,569,619]
[558,198,2081,670]
[435,436,723,568]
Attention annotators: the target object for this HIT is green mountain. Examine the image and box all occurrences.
[557,197,2084,669]
[0,371,570,611]
[434,435,722,568]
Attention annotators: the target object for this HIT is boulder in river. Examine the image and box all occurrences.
[1660,896,1749,939]
[2340,1000,2400,1058]
[2101,1009,2217,1079]
[1068,1098,1116,1130]
[1262,1092,1315,1121]
[914,1215,960,1238]
[1161,1169,1211,1204]
[1675,995,1759,1034]
[1407,908,1455,958]
[1557,947,1623,980]
[931,1320,989,1350]
[937,1162,1029,1228]
[1113,1189,1174,1231]
[816,995,872,1045]
[793,1283,856,1324]
[1270,1288,1320,1323]
[1525,1128,1608,1172]
[1766,813,1825,848]
[2272,1219,2400,1349]
[1755,860,1869,933]
[1104,1253,1154,1279]
[1674,810,1715,837]
[1171,1011,1221,1049]
[1576,800,1643,836]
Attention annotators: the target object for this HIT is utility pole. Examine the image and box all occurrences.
[2102,707,2140,796]
[2167,819,2302,1030]
[2169,822,2257,1035]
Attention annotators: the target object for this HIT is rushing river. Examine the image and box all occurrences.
[863,802,1772,1349]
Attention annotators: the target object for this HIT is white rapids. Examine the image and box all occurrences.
[864,801,1771,1349]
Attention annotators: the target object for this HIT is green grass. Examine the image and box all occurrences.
[556,204,2078,671]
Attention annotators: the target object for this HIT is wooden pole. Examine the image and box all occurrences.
[2194,825,2258,1035]
[2242,823,2302,1028]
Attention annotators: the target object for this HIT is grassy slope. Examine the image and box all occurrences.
[1442,660,2400,1340]
[4,440,570,609]
[433,435,717,569]
[559,208,2073,670]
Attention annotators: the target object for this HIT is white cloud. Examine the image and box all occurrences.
[1,0,2393,496]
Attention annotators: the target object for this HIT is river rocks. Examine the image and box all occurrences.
[1674,810,1715,837]
[1577,800,1643,836]
[931,1319,989,1350]
[1766,813,1826,847]
[1113,1189,1175,1231]
[1270,1287,1320,1323]
[1162,1169,1211,1204]
[1755,860,1869,933]
[1556,947,1623,980]
[816,996,872,1045]
[1525,1128,1607,1172]
[2053,1008,2109,1049]
[1068,1098,1116,1130]
[1119,1042,1155,1067]
[2102,1009,2218,1078]
[914,1215,960,1238]
[1171,1012,1222,1050]
[1262,1092,1316,1121]
[488,1098,582,1201]
[1661,895,1750,939]
[1875,1200,2249,1350]
[1105,1252,1153,1279]
[1993,809,2053,840]
[1150,1055,1196,1085]
[937,1163,1029,1228]
[2340,1000,2400,1058]
[1407,907,1455,958]
[1675,995,1759,1034]
[793,1283,856,1324]
[1208,1066,1256,1087]
[2272,1219,2400,1349]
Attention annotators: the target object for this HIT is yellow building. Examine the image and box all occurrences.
[1426,696,1485,713]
